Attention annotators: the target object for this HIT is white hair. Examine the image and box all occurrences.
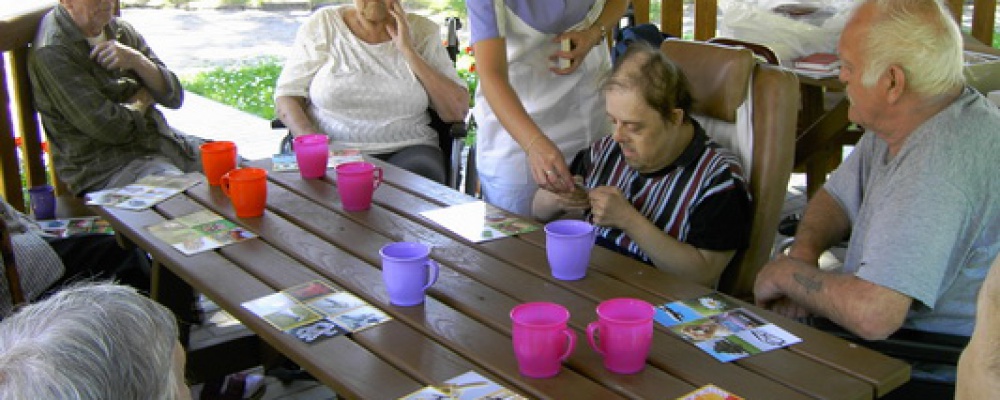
[858,0,965,96]
[0,282,183,400]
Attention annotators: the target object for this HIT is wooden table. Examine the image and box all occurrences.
[94,159,910,399]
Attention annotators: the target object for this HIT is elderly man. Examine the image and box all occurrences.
[533,43,752,287]
[29,0,203,196]
[753,0,1000,389]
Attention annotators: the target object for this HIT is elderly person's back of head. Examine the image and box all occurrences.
[0,282,189,400]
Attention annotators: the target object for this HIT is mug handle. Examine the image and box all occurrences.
[559,329,578,361]
[422,260,440,291]
[372,166,384,190]
[220,173,233,197]
[586,322,604,356]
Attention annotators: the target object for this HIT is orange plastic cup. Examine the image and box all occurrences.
[200,141,238,186]
[220,167,267,218]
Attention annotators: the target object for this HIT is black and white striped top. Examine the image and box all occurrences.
[572,121,752,265]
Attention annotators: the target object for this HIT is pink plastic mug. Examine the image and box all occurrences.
[220,167,267,218]
[335,161,383,211]
[586,298,655,374]
[510,302,577,378]
[544,220,597,280]
[380,242,439,306]
[292,134,329,179]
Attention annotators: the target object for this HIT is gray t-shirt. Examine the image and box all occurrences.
[825,87,1000,337]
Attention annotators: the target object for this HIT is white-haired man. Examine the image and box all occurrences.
[754,0,1000,394]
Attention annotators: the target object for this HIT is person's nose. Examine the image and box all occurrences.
[611,121,626,143]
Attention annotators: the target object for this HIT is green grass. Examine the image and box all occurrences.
[180,57,282,120]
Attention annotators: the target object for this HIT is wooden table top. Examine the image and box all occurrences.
[95,158,910,400]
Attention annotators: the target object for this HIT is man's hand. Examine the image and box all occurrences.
[123,87,154,114]
[90,40,148,72]
[754,254,813,319]
[588,186,639,229]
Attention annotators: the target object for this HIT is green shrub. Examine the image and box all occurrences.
[180,57,282,120]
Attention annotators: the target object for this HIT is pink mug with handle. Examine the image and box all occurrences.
[586,298,655,374]
[335,161,383,211]
[510,302,577,378]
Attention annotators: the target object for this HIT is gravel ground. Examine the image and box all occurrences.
[121,8,310,74]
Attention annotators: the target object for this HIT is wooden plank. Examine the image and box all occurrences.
[361,159,910,398]
[93,199,427,400]
[182,183,629,400]
[693,1,718,40]
[633,0,650,25]
[0,58,23,211]
[10,47,45,188]
[661,0,684,38]
[970,0,996,47]
[257,164,878,400]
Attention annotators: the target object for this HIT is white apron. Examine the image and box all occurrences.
[473,1,611,195]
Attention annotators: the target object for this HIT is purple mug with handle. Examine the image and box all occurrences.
[380,242,439,306]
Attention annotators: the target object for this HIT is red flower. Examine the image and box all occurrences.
[14,137,22,147]
[41,142,49,153]
[469,64,476,73]
[464,46,473,55]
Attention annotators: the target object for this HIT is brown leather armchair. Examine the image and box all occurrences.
[660,40,799,299]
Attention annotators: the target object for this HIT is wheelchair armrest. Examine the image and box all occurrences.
[811,318,968,366]
[448,121,467,139]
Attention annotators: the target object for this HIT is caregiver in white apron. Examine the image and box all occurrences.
[468,0,627,215]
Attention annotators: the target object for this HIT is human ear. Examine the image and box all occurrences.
[884,64,905,104]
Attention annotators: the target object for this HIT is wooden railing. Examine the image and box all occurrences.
[0,1,57,212]
[631,0,997,47]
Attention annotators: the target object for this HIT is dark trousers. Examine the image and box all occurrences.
[44,233,151,294]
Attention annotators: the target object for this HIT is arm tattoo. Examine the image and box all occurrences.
[793,272,823,294]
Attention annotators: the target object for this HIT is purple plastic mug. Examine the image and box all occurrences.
[335,161,383,211]
[586,298,655,374]
[510,302,577,378]
[544,220,597,280]
[380,242,439,306]
[28,184,56,220]
[292,134,329,179]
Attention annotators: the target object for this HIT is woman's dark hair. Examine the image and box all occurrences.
[603,41,694,124]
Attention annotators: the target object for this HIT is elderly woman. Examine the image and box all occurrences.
[275,0,468,183]
[0,282,189,399]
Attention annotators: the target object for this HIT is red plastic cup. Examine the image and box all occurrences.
[200,141,238,186]
[510,302,577,378]
[544,220,597,280]
[335,161,383,211]
[292,134,329,179]
[220,167,267,218]
[380,242,439,306]
[586,298,655,374]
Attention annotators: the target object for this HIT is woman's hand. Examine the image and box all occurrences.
[527,137,574,193]
[549,27,604,75]
[385,0,415,54]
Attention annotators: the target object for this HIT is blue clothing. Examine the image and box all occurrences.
[468,0,595,43]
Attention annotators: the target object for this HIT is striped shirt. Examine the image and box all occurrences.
[572,122,752,265]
